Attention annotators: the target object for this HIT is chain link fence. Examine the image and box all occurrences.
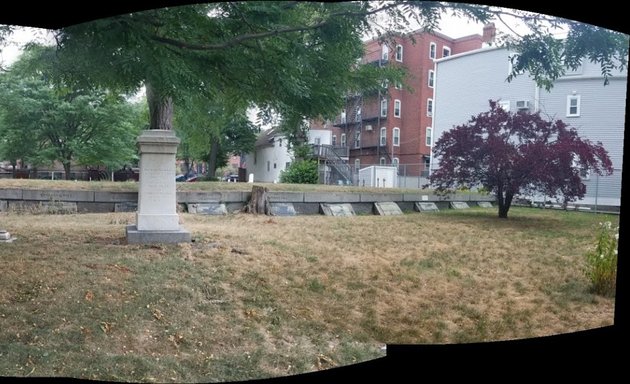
[338,163,622,208]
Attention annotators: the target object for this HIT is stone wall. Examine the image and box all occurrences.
[0,188,498,215]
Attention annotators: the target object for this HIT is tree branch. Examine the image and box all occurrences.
[149,1,404,51]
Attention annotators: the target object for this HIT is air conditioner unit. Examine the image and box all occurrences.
[516,100,530,110]
[365,124,373,131]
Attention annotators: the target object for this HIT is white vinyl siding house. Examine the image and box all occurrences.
[433,47,627,207]
[247,128,331,183]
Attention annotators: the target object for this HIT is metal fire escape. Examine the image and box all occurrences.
[317,51,394,184]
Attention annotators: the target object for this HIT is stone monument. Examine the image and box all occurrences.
[126,130,191,244]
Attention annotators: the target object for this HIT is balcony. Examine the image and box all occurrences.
[332,113,387,128]
[350,136,389,150]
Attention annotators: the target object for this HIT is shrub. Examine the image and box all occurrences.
[280,160,318,184]
[584,221,618,297]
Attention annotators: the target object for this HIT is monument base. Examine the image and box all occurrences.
[126,225,191,244]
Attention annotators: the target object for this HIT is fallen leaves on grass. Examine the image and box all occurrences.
[152,308,164,321]
[99,322,112,334]
[316,354,336,370]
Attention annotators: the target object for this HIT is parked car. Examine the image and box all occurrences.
[223,174,239,182]
[176,173,198,182]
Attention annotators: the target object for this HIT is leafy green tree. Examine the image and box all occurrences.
[0,47,141,179]
[280,159,319,184]
[174,92,258,178]
[39,3,410,140]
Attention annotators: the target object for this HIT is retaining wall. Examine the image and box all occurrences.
[0,188,497,214]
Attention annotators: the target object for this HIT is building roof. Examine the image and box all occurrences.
[254,127,282,148]
[362,27,484,45]
[434,45,504,64]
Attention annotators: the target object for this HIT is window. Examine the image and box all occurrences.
[392,157,399,168]
[424,157,431,174]
[381,98,388,117]
[429,42,436,59]
[285,162,291,169]
[394,99,401,117]
[380,127,387,146]
[428,70,435,88]
[381,44,389,61]
[341,133,346,147]
[380,157,386,165]
[279,138,282,147]
[267,161,270,172]
[314,137,321,145]
[332,135,337,146]
[340,109,346,124]
[354,158,360,171]
[393,128,400,146]
[498,100,510,111]
[442,46,451,58]
[354,131,361,148]
[395,81,402,90]
[567,95,581,117]
[395,44,403,62]
[426,127,432,147]
[274,163,277,169]
[427,98,433,117]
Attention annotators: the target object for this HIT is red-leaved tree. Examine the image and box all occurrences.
[429,100,613,218]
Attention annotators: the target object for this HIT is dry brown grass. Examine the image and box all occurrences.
[1,178,446,194]
[0,208,616,381]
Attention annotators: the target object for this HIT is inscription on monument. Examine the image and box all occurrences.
[373,202,403,216]
[270,203,297,216]
[450,201,470,209]
[415,202,439,212]
[320,203,355,216]
[189,203,227,215]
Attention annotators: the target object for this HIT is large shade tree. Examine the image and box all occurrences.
[174,92,258,178]
[0,46,141,179]
[428,100,613,218]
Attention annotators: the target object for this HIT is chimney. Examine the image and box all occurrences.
[482,23,496,44]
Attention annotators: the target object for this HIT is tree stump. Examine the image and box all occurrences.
[245,186,271,215]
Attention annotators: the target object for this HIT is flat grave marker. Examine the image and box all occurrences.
[373,202,403,216]
[450,201,470,209]
[415,202,439,212]
[320,203,355,217]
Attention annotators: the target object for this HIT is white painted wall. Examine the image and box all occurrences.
[308,130,332,145]
[246,129,332,183]
[246,132,293,183]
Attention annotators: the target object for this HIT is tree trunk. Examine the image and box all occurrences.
[207,140,220,179]
[244,185,271,215]
[183,157,190,176]
[146,81,173,130]
[63,161,72,180]
[498,190,513,219]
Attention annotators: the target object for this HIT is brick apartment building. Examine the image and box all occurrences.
[310,24,495,181]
